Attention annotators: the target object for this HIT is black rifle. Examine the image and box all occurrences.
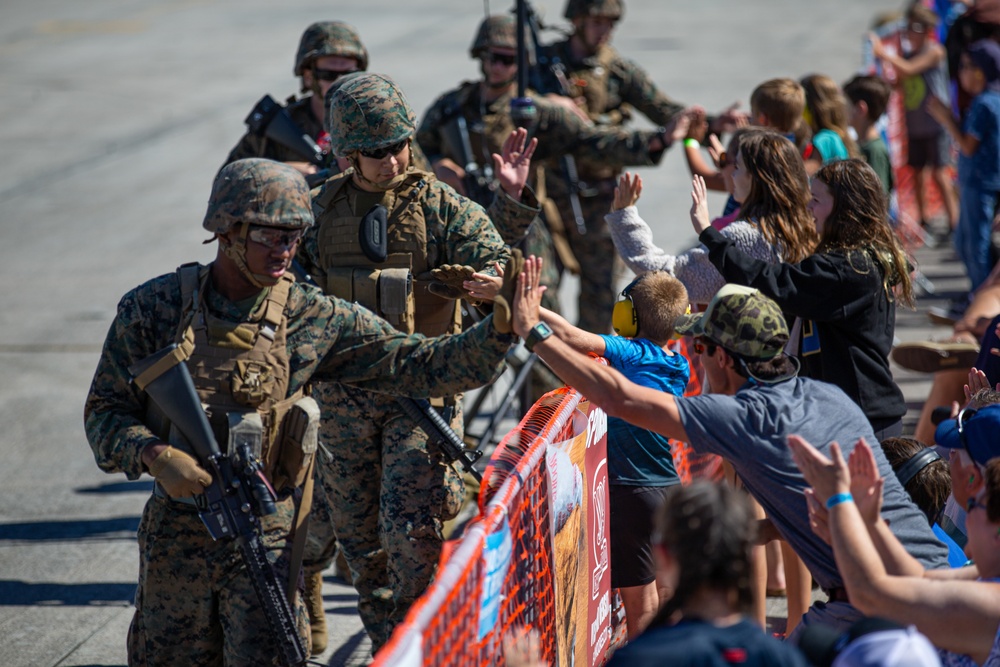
[395,397,483,482]
[520,0,589,235]
[129,345,307,667]
[437,112,495,207]
[245,94,325,167]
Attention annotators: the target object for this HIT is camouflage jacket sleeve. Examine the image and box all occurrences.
[421,180,511,272]
[84,274,185,480]
[486,187,541,244]
[610,56,685,127]
[284,282,510,393]
[532,100,662,168]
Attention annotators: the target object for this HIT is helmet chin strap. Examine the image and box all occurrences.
[222,226,279,289]
[347,146,410,192]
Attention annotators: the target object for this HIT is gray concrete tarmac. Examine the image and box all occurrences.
[1,1,924,665]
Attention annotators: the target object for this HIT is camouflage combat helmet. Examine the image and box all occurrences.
[470,15,518,58]
[563,0,624,20]
[294,21,369,77]
[326,73,416,156]
[204,158,314,235]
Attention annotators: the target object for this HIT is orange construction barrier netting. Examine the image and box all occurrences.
[371,388,582,666]
[372,343,718,666]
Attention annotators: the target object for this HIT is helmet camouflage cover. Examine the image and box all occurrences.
[470,15,518,58]
[203,158,314,234]
[294,21,369,76]
[326,73,416,156]
[563,0,624,20]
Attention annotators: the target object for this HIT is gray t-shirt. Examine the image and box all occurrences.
[677,377,950,590]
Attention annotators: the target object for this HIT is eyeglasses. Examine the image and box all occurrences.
[247,226,304,249]
[692,337,718,356]
[966,494,988,514]
[485,52,517,67]
[714,150,731,170]
[359,139,408,160]
[313,67,358,83]
[907,22,927,34]
[956,406,981,468]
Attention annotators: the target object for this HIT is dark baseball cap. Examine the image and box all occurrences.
[935,403,1000,466]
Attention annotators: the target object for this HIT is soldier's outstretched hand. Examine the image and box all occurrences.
[512,255,546,340]
[612,172,642,211]
[494,128,538,200]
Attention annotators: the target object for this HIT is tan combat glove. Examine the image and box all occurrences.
[492,249,525,334]
[428,264,477,300]
[148,446,213,498]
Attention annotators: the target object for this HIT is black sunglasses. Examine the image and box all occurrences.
[359,139,408,160]
[485,52,517,66]
[692,336,718,356]
[313,67,358,83]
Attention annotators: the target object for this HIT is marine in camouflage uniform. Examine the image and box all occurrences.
[83,159,514,666]
[417,14,673,314]
[222,21,432,178]
[295,72,529,650]
[534,0,688,332]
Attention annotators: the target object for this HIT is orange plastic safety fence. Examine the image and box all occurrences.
[373,389,583,666]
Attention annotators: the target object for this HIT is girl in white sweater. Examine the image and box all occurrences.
[607,129,817,304]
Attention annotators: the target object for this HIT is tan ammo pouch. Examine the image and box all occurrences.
[327,266,415,334]
[272,396,320,491]
[231,359,276,407]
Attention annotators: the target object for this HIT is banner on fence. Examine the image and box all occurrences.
[547,400,610,667]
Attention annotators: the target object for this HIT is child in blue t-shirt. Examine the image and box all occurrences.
[530,270,690,640]
[929,39,1000,290]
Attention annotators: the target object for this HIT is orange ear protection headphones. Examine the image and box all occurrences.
[612,275,642,337]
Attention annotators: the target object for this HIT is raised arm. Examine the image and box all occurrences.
[512,256,686,441]
[788,435,1000,662]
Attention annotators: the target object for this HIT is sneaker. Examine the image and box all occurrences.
[927,306,959,327]
[890,341,980,373]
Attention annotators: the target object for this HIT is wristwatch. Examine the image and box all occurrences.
[525,321,553,352]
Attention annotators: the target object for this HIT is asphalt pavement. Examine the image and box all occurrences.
[0,1,927,665]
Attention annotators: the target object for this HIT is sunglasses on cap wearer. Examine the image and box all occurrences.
[692,336,718,356]
[966,493,988,514]
[485,51,517,66]
[312,67,358,83]
[359,139,408,160]
[247,226,305,249]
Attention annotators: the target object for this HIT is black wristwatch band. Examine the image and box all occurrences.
[525,321,553,352]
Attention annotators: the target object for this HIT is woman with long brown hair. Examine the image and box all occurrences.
[690,158,911,440]
[608,128,818,305]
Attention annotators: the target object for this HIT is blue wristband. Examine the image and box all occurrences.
[825,492,853,509]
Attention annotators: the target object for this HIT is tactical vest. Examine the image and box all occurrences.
[169,263,317,492]
[311,170,461,337]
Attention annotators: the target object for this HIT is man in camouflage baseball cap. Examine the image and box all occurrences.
[511,259,951,638]
[673,284,796,383]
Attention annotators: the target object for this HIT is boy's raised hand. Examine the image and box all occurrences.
[689,175,711,234]
[612,172,642,211]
